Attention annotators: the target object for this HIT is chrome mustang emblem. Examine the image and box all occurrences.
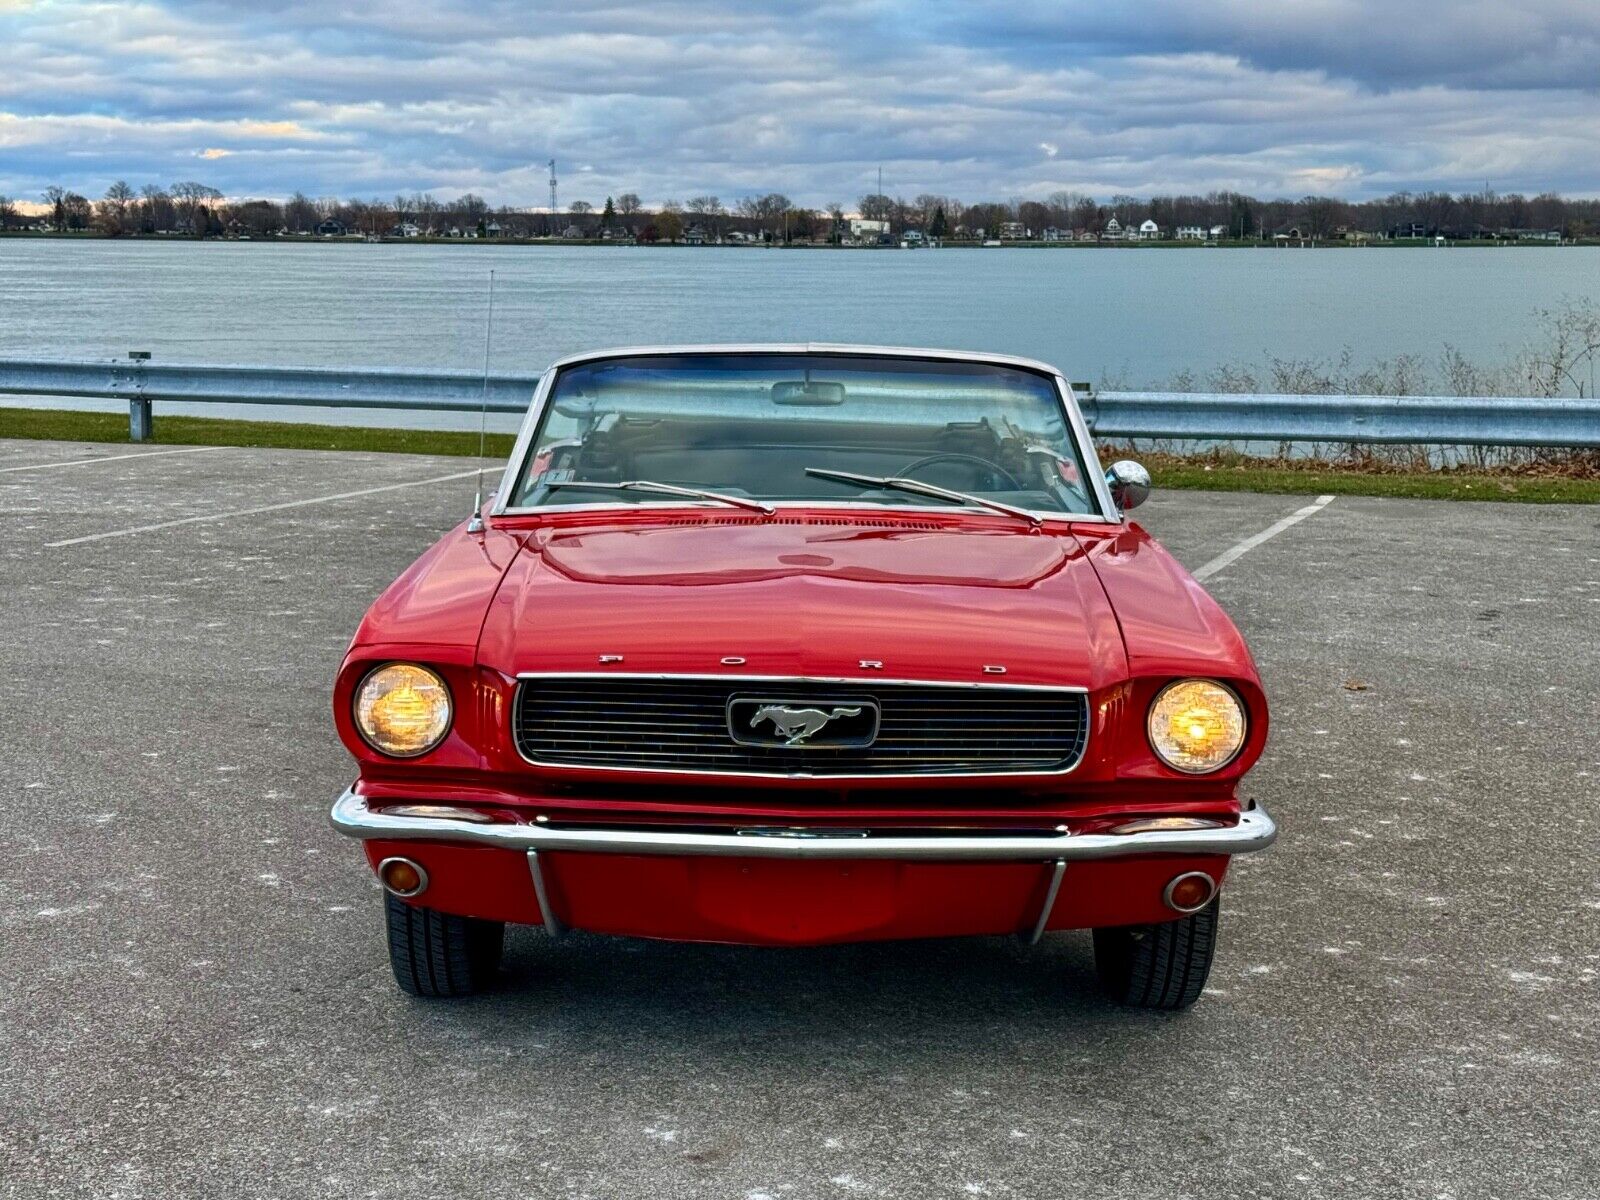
[727,696,881,749]
[751,704,863,746]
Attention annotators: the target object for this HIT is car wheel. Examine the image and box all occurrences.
[385,893,503,997]
[1092,898,1218,1010]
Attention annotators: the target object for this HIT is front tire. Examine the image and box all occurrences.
[1093,899,1219,1010]
[385,894,503,997]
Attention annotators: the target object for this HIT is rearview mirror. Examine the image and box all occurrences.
[771,380,847,406]
[1105,460,1151,512]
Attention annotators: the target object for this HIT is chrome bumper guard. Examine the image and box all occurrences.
[329,787,1277,863]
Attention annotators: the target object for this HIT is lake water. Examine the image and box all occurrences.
[3,239,1597,432]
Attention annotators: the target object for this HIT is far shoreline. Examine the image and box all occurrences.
[2,230,1595,250]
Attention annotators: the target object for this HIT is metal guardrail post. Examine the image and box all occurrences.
[124,351,152,441]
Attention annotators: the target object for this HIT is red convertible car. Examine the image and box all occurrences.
[331,345,1276,1008]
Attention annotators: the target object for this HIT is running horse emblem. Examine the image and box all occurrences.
[749,704,864,746]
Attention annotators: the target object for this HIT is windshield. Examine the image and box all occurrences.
[509,353,1097,516]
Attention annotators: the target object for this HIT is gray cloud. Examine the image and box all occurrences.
[1,0,1596,205]
[957,1,1600,90]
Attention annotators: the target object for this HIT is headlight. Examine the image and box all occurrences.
[354,663,452,757]
[1147,679,1246,774]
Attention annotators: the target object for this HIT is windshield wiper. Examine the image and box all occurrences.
[804,467,1043,527]
[544,479,775,515]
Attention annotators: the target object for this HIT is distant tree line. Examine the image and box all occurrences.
[851,189,1600,241]
[1,181,1596,242]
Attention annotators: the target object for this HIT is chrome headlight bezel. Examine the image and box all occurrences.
[1146,678,1248,775]
[353,662,453,758]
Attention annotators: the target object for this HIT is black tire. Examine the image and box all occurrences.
[385,893,503,998]
[1092,899,1219,1010]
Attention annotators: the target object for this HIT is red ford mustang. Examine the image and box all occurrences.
[331,345,1276,1008]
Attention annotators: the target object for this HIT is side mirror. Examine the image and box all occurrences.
[1105,460,1151,512]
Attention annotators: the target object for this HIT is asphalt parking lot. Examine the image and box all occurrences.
[2,436,1596,1200]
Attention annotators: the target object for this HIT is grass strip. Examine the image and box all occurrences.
[0,406,517,458]
[1148,461,1599,503]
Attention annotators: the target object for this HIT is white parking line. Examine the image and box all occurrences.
[46,468,485,548]
[1192,495,1336,581]
[0,446,225,474]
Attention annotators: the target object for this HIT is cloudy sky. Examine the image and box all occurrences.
[2,0,1598,207]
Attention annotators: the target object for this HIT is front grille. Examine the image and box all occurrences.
[513,675,1089,777]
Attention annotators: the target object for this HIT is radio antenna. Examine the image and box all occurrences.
[467,268,495,533]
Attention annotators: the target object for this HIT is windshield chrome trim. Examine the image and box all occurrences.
[490,346,1116,524]
[492,498,1113,524]
[1059,375,1120,519]
[543,342,1068,377]
[489,366,554,518]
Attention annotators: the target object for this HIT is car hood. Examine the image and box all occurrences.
[476,516,1130,690]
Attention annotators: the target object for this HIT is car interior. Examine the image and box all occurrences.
[519,413,1094,513]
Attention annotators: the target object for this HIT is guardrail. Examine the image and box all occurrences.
[1077,391,1600,447]
[2,355,1597,448]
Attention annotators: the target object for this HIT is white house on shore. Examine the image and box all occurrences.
[1100,216,1162,241]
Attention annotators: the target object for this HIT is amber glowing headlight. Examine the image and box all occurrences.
[354,663,452,758]
[1147,679,1246,774]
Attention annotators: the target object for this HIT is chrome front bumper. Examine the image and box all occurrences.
[329,787,1277,863]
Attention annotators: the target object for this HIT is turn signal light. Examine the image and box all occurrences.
[1110,816,1225,835]
[378,856,428,898]
[1163,870,1216,914]
[382,804,495,824]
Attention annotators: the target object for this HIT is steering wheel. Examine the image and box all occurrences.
[898,452,1024,491]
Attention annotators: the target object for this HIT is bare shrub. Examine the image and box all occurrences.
[1514,299,1600,399]
[1137,300,1600,477]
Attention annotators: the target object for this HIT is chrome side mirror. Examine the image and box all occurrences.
[1105,460,1151,512]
